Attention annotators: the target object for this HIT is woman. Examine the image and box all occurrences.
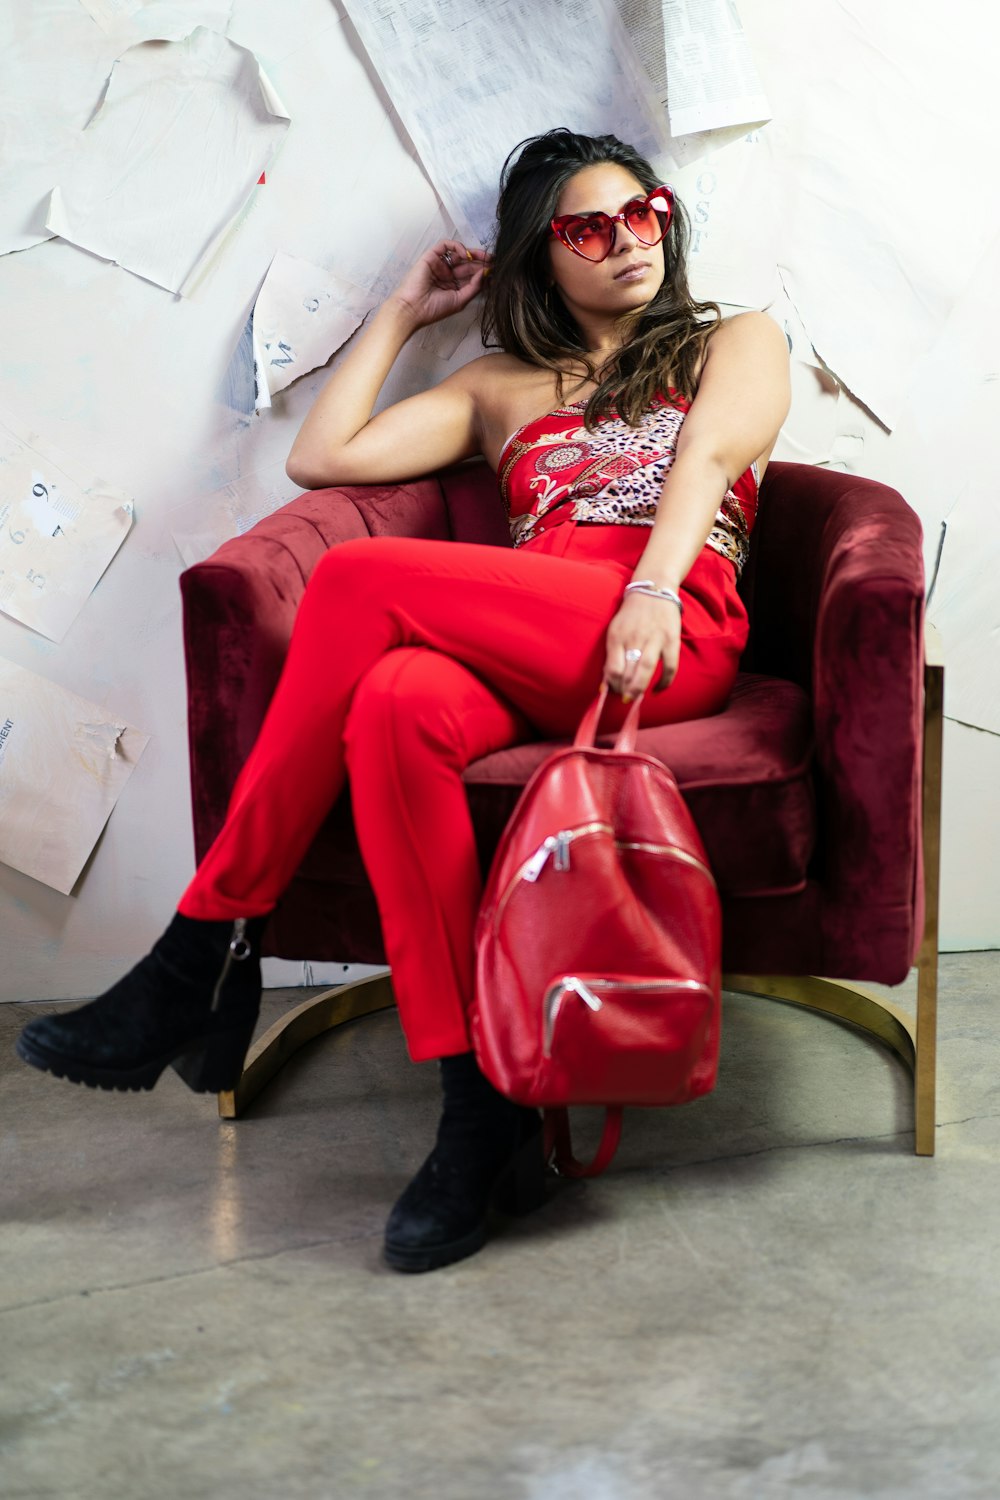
[17,128,790,1272]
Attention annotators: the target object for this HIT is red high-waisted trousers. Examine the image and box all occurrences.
[180,522,748,1061]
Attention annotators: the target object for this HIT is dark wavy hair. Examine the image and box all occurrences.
[481,128,720,428]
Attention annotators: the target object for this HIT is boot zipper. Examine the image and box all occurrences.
[210,918,251,1012]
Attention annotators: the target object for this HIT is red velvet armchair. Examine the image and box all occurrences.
[180,460,942,1153]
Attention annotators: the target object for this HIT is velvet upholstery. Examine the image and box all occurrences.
[181,460,925,988]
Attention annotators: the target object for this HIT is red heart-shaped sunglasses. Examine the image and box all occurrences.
[550,185,675,263]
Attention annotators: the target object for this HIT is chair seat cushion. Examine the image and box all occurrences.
[463,673,816,898]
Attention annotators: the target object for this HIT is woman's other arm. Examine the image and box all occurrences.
[285,241,490,489]
[606,310,790,699]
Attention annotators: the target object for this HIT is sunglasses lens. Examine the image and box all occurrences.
[562,215,612,261]
[625,191,672,245]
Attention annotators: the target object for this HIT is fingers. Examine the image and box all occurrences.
[604,594,682,701]
[431,240,492,290]
[603,635,679,700]
[604,643,661,700]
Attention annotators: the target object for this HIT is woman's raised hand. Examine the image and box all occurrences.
[391,240,491,329]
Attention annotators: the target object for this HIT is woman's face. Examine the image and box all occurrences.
[546,162,666,334]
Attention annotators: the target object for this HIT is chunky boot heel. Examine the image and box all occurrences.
[171,1013,259,1093]
[492,1119,548,1217]
[15,914,265,1094]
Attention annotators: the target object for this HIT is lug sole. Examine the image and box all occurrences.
[15,1013,258,1096]
[383,1218,488,1273]
[15,1032,175,1091]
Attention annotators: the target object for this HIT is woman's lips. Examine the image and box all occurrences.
[614,263,651,282]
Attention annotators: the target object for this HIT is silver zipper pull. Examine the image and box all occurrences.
[523,835,558,883]
[554,831,572,872]
[565,976,602,1011]
[211,919,252,1011]
[543,976,604,1055]
[230,917,251,961]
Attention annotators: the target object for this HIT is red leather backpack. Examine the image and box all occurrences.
[472,687,722,1176]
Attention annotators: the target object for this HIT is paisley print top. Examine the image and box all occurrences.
[498,390,759,576]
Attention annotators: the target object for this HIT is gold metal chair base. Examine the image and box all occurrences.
[218,965,935,1154]
[217,971,396,1120]
[721,971,935,1155]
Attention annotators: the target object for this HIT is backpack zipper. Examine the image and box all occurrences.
[543,975,711,1056]
[522,821,611,883]
[492,825,716,931]
[616,840,716,887]
[543,976,604,1056]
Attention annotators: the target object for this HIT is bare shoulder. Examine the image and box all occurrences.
[705,309,790,364]
[448,350,535,397]
[447,351,565,468]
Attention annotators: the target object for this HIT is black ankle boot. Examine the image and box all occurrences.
[383,1051,548,1274]
[15,913,266,1094]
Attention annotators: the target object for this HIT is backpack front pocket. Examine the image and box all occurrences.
[538,974,715,1106]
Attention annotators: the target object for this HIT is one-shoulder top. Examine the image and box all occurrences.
[497,390,759,576]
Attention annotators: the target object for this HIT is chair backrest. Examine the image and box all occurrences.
[438,460,513,548]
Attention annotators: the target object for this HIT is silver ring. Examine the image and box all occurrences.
[442,249,454,268]
[624,648,642,664]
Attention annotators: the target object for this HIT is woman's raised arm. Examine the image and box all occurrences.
[285,241,490,490]
[606,310,791,700]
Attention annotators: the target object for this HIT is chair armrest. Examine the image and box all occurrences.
[810,478,926,947]
[744,463,926,972]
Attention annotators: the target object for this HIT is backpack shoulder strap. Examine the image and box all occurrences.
[544,1106,623,1178]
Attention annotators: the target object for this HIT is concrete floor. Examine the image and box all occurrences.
[2,953,999,1500]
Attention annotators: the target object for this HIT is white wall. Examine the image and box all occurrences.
[1,0,996,1002]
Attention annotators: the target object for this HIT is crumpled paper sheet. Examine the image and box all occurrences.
[44,26,290,295]
[251,252,374,411]
[0,404,133,642]
[0,657,148,895]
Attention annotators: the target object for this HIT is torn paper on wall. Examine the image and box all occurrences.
[669,129,778,308]
[0,406,133,642]
[340,0,673,246]
[169,460,299,568]
[0,659,148,895]
[252,253,374,411]
[770,357,841,468]
[617,0,769,139]
[927,484,1000,738]
[44,27,290,296]
[739,0,1000,428]
[0,10,114,255]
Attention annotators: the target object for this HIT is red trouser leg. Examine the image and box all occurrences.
[344,647,528,1059]
[179,527,748,1059]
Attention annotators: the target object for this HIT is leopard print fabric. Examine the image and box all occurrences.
[498,391,758,575]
